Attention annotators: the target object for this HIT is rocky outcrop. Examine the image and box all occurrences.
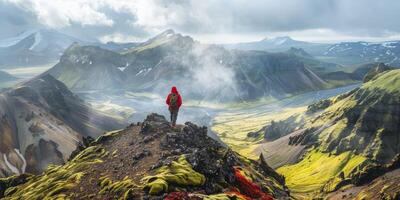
[362,62,393,82]
[248,115,303,141]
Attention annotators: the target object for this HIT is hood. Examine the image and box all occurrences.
[171,86,179,94]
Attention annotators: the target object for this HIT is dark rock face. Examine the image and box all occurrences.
[288,127,318,146]
[249,115,302,141]
[68,136,94,161]
[363,63,393,83]
[263,116,300,141]
[24,139,64,174]
[160,121,238,194]
[140,113,170,135]
[307,99,332,114]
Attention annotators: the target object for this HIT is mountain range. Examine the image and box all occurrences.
[0,30,85,67]
[45,30,333,102]
[224,36,330,56]
[0,29,137,68]
[225,36,400,67]
[323,41,400,66]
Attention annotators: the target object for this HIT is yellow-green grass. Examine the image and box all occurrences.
[361,69,400,93]
[3,146,109,200]
[277,149,366,193]
[212,106,306,158]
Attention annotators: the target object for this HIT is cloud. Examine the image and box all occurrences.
[1,0,400,42]
[5,0,113,28]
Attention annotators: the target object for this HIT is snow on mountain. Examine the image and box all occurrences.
[324,41,400,66]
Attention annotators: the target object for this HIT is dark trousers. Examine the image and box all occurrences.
[169,108,179,126]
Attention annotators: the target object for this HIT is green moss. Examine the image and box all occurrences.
[2,146,108,200]
[277,150,366,193]
[93,129,123,144]
[144,178,168,195]
[112,149,118,157]
[142,155,206,195]
[362,69,400,93]
[99,176,112,188]
[98,176,137,199]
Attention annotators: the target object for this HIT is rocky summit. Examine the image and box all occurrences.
[0,113,290,200]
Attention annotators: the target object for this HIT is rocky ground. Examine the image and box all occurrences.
[0,113,290,200]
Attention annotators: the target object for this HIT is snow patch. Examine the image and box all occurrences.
[135,67,152,76]
[3,153,19,174]
[382,42,398,49]
[14,149,27,173]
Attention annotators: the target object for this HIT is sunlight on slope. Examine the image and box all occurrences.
[277,149,366,193]
[212,106,306,159]
[361,69,400,93]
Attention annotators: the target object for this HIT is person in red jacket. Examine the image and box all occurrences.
[165,86,182,126]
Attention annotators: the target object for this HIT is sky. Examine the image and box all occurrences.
[1,0,400,44]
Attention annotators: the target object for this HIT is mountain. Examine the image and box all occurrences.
[0,29,85,67]
[0,113,290,199]
[285,47,313,59]
[224,36,330,55]
[47,30,328,102]
[0,71,17,82]
[323,41,400,66]
[46,43,127,90]
[226,37,400,67]
[0,70,19,89]
[0,74,124,177]
[97,41,139,52]
[319,62,394,87]
[254,67,400,197]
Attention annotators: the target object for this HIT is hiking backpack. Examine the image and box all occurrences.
[169,93,178,108]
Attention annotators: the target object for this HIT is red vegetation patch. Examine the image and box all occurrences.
[233,167,274,200]
[225,190,252,200]
[164,192,191,200]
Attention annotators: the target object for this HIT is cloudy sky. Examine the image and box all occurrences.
[1,0,400,43]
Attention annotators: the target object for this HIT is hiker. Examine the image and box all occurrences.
[165,86,182,126]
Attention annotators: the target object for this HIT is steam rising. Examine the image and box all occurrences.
[189,45,237,95]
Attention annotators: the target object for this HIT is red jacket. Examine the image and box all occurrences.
[166,86,182,109]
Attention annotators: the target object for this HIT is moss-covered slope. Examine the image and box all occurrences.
[1,113,290,199]
[263,68,400,196]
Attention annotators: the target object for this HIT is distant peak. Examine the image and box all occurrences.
[145,29,194,45]
[286,47,313,58]
[156,29,176,38]
[276,36,292,40]
[261,36,293,42]
[161,29,175,35]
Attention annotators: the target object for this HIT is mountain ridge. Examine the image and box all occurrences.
[0,113,290,199]
[254,66,400,198]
